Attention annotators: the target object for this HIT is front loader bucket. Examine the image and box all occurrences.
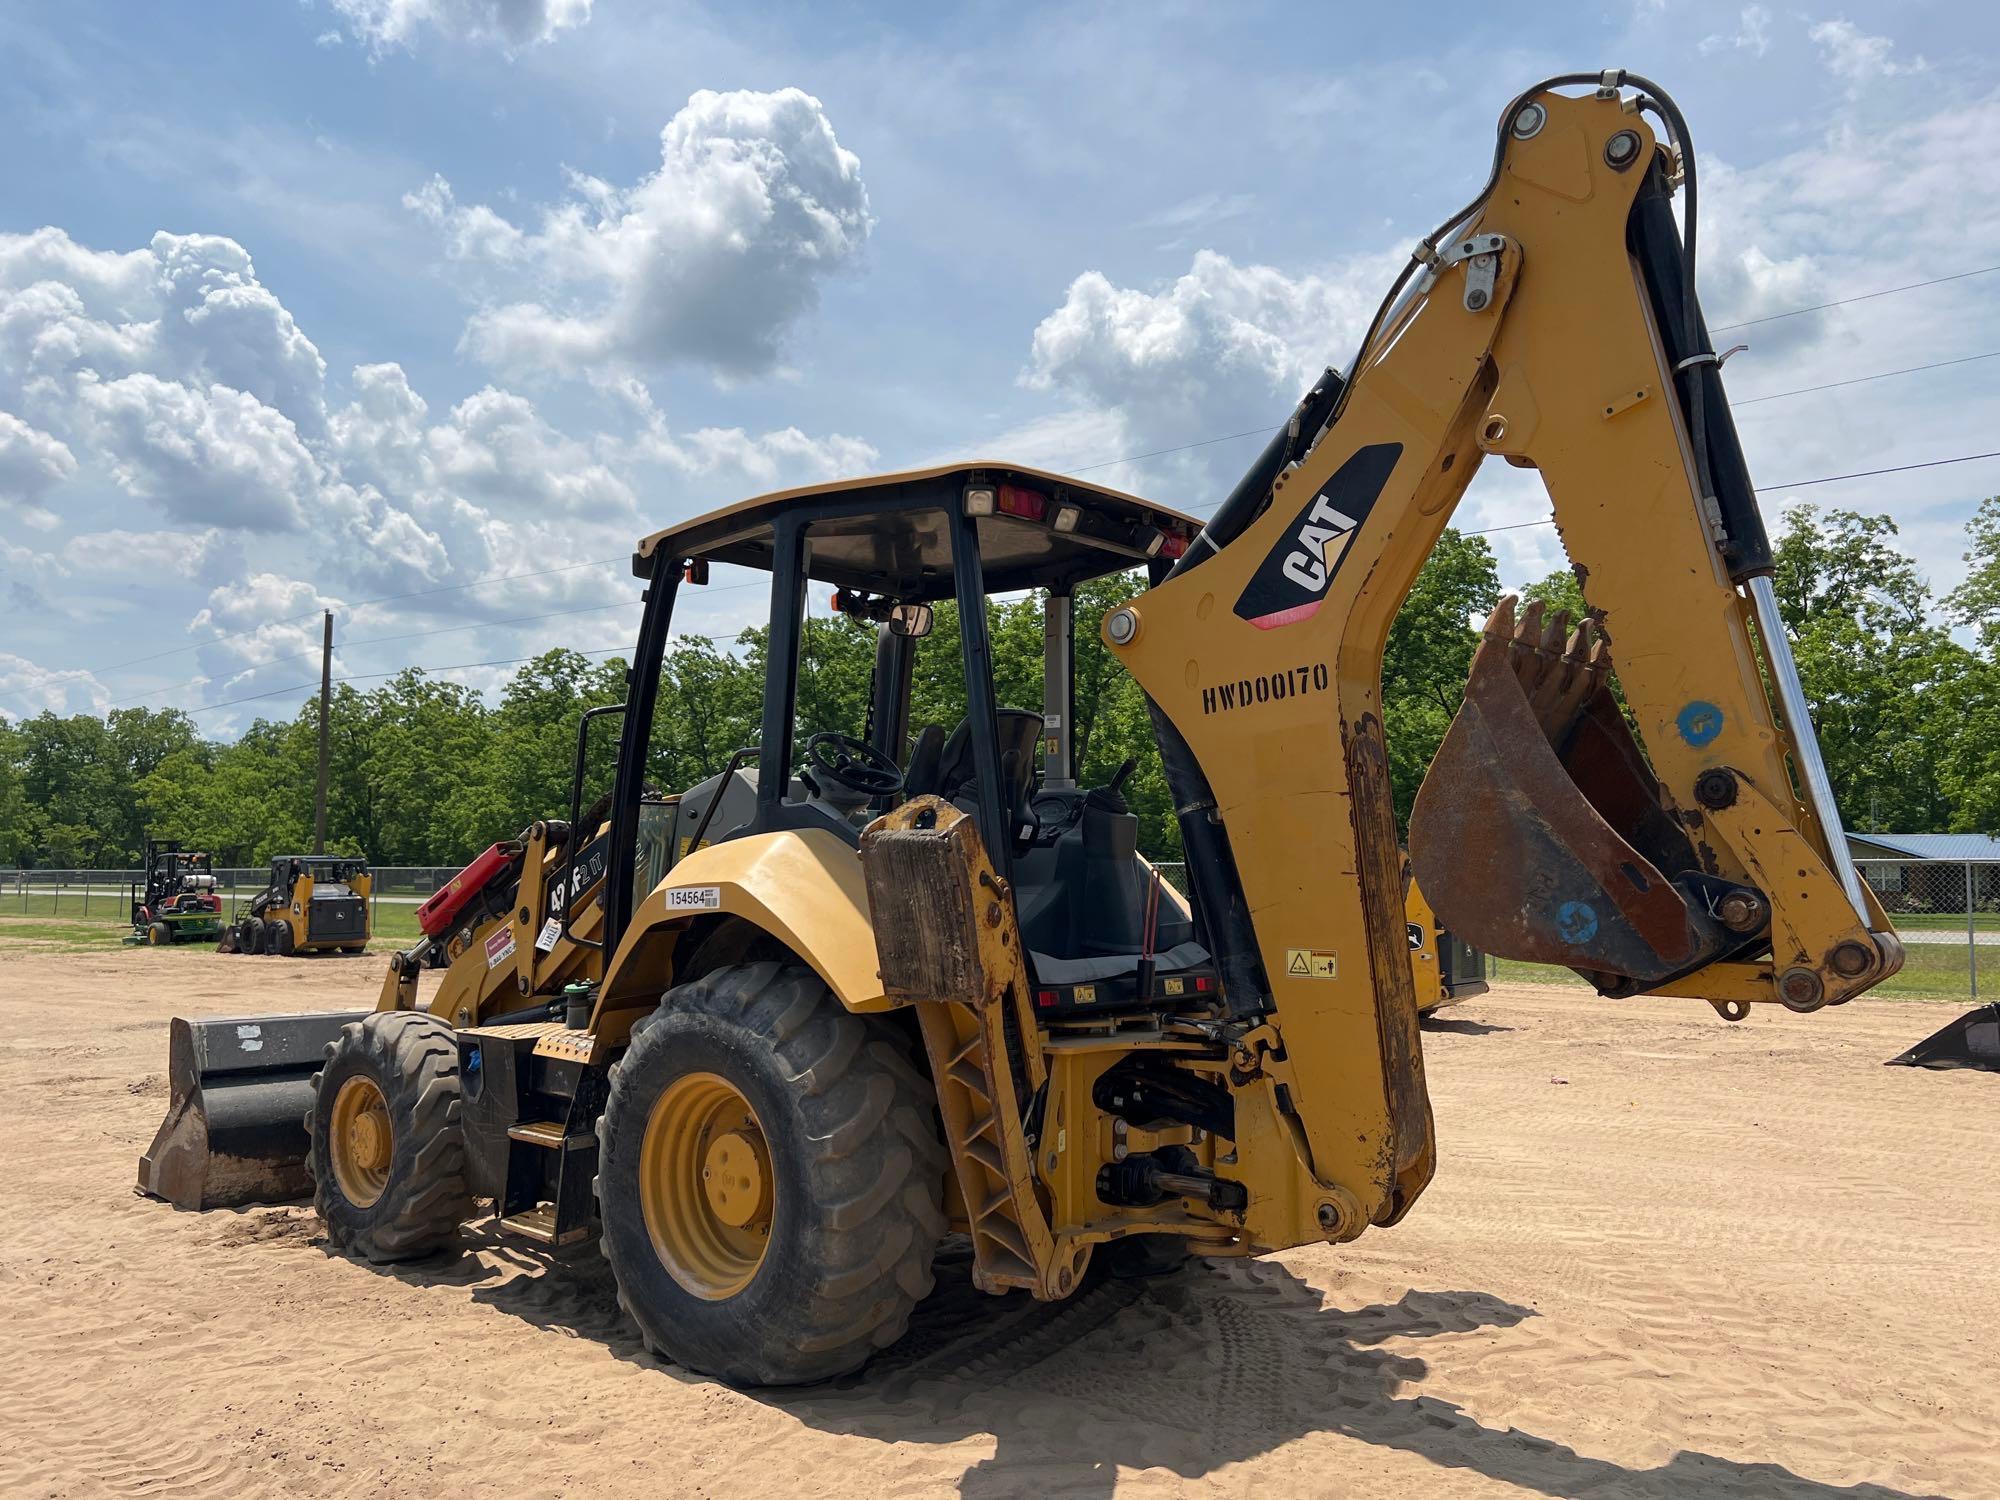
[138,1010,368,1209]
[1411,598,1726,990]
[1886,1004,2000,1072]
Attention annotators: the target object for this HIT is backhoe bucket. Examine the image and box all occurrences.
[1411,598,1726,990]
[1885,1004,2000,1072]
[138,1010,367,1209]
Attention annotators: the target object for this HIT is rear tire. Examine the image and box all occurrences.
[595,960,947,1386]
[308,1012,473,1262]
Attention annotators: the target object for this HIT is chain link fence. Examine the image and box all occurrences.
[0,866,454,942]
[4,855,1992,997]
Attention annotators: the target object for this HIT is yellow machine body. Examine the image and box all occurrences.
[143,74,1900,1385]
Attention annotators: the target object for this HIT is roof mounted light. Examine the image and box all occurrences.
[1143,528,1167,558]
[997,483,1047,521]
[1052,504,1081,533]
[964,484,997,515]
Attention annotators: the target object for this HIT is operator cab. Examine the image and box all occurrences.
[627,463,1213,1017]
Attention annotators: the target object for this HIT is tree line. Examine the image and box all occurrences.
[3,502,1996,871]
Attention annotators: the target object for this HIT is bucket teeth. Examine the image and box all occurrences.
[1482,594,1611,747]
[1411,592,1728,989]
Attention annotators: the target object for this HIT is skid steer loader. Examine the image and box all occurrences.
[139,72,1900,1386]
[215,855,372,956]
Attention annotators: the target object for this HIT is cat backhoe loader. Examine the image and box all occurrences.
[138,72,1899,1385]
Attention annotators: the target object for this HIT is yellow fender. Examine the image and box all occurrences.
[603,829,891,1016]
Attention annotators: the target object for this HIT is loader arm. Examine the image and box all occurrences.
[1109,74,1899,1233]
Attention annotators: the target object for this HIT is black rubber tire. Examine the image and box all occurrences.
[307,1012,473,1262]
[267,920,293,957]
[596,960,947,1386]
[236,918,261,953]
[147,921,171,946]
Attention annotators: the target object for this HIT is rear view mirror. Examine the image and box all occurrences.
[889,603,934,638]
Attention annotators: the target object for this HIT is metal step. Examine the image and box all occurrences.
[506,1119,581,1149]
[497,1204,593,1246]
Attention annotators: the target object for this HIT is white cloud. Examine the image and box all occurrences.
[60,527,229,581]
[0,411,76,528]
[409,88,872,378]
[1700,5,1772,56]
[610,375,877,485]
[1022,248,1388,496]
[0,223,874,683]
[1014,88,2000,598]
[327,0,592,54]
[72,372,322,527]
[1809,19,1928,89]
[0,653,108,716]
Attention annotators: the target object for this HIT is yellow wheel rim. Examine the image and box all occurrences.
[640,1072,774,1300]
[329,1075,393,1209]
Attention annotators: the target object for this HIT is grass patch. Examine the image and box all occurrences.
[1494,944,1986,1002]
[0,916,139,950]
[1888,912,2000,931]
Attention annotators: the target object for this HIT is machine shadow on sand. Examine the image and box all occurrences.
[347,1226,1935,1500]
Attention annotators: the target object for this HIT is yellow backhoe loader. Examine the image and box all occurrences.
[139,71,1899,1386]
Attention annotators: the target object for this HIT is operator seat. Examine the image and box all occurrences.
[907,710,1042,851]
[903,722,947,796]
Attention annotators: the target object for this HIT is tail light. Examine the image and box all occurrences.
[998,484,1048,521]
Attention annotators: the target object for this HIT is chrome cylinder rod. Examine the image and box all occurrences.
[1748,573,1871,925]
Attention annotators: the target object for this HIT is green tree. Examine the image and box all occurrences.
[1770,507,1965,832]
[1381,529,1501,830]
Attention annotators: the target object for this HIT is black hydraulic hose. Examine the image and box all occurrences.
[1169,366,1344,583]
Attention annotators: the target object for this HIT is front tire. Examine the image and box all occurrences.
[308,1012,473,1262]
[147,921,171,946]
[596,960,947,1386]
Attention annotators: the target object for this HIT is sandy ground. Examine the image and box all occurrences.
[2,938,1995,1500]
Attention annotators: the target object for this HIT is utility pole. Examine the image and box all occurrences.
[313,609,332,855]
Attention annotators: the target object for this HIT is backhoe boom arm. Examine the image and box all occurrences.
[1110,75,1899,1235]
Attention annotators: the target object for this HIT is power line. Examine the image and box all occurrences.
[1437,450,2000,544]
[1761,450,2000,493]
[102,598,646,710]
[180,622,762,720]
[183,647,630,717]
[340,556,626,612]
[1065,427,1276,475]
[89,608,327,676]
[1711,264,2000,334]
[1052,267,2000,478]
[81,555,632,684]
[1732,350,2000,407]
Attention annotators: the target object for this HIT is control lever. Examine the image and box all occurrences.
[1106,756,1138,795]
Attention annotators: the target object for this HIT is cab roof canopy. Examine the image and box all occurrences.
[636,462,1203,602]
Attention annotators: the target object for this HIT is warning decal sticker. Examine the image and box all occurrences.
[1284,948,1338,980]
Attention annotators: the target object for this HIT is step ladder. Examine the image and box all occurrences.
[860,797,1076,1300]
[497,1116,598,1246]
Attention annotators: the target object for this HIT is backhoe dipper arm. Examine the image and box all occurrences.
[1109,74,1899,1236]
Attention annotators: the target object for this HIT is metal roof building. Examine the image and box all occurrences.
[1847,833,2000,861]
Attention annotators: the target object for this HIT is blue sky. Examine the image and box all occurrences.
[2,0,1997,730]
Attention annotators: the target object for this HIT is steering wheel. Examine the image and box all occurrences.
[803,732,905,797]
